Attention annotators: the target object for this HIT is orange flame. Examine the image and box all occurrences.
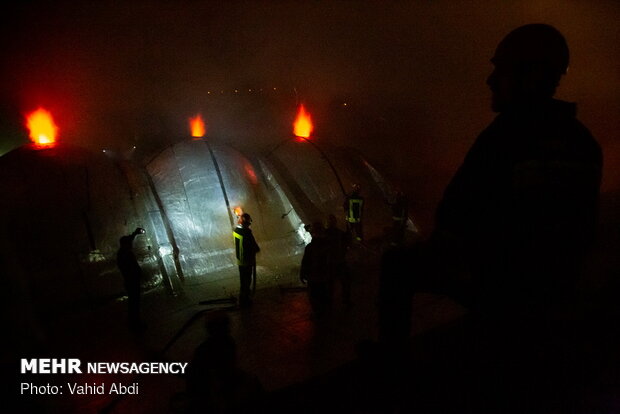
[190,114,205,138]
[233,206,243,217]
[26,108,58,148]
[293,104,313,138]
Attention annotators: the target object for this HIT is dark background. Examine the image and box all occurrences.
[1,0,618,231]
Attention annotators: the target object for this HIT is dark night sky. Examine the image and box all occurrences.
[1,0,618,229]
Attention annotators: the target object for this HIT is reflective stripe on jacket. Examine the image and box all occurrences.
[233,227,260,266]
[347,198,363,223]
[233,231,245,265]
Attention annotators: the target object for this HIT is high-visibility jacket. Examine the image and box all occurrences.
[346,197,364,223]
[233,226,260,266]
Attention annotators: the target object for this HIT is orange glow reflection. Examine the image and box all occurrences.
[244,162,258,185]
[190,114,205,138]
[26,108,58,148]
[293,105,313,139]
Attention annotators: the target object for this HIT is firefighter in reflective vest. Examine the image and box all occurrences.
[343,184,364,241]
[233,213,260,308]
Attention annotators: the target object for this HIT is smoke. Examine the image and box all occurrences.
[1,0,619,228]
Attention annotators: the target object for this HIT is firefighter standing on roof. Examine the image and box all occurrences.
[233,213,260,308]
[344,184,364,242]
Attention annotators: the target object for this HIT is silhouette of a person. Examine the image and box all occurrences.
[233,213,260,308]
[343,184,364,241]
[324,214,352,306]
[185,310,265,413]
[433,23,602,319]
[300,221,333,317]
[389,189,409,246]
[117,227,146,330]
[380,24,603,413]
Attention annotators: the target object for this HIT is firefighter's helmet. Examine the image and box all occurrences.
[240,213,252,226]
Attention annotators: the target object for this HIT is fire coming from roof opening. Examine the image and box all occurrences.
[293,105,313,139]
[26,108,58,148]
[190,114,206,138]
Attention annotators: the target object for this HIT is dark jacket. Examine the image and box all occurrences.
[300,236,331,284]
[437,99,601,249]
[325,226,349,264]
[233,226,260,266]
[117,235,141,291]
[434,99,602,312]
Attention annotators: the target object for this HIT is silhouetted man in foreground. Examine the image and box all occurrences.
[380,24,602,413]
[433,23,602,317]
[117,227,146,330]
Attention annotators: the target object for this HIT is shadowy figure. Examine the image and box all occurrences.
[324,214,352,306]
[379,24,603,413]
[343,184,364,242]
[117,227,146,330]
[388,189,409,247]
[185,310,265,414]
[434,23,602,317]
[300,221,333,318]
[233,213,260,308]
[377,245,416,350]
